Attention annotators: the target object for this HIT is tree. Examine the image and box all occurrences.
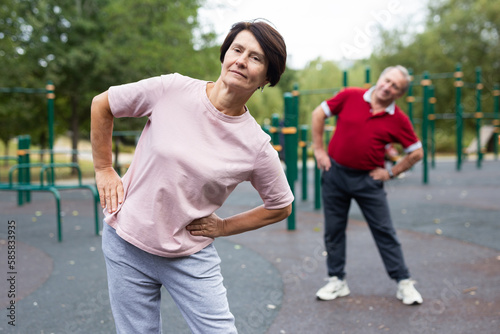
[371,0,500,151]
[1,0,220,163]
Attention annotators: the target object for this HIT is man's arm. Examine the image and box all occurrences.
[370,147,424,181]
[312,105,331,171]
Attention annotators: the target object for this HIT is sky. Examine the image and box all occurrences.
[198,0,430,69]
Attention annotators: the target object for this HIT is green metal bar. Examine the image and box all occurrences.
[300,125,309,201]
[46,187,63,242]
[271,113,281,148]
[46,82,56,185]
[314,158,321,210]
[429,86,436,169]
[455,64,463,171]
[407,69,414,126]
[283,126,297,231]
[0,87,47,94]
[422,72,430,184]
[297,88,340,96]
[40,163,82,187]
[285,86,299,182]
[17,136,32,205]
[343,71,348,88]
[494,83,499,160]
[365,67,370,87]
[475,67,482,169]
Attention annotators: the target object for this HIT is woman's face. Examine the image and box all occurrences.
[221,30,269,93]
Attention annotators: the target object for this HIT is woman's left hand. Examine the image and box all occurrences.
[186,213,226,238]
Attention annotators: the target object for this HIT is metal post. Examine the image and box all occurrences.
[454,64,464,171]
[46,81,56,184]
[271,113,281,151]
[429,85,436,168]
[283,91,298,230]
[300,125,309,201]
[407,69,415,126]
[493,83,500,160]
[343,70,348,88]
[285,85,299,182]
[17,135,31,205]
[364,66,371,88]
[421,72,431,184]
[283,126,297,231]
[475,67,482,168]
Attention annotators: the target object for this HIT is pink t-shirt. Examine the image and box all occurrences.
[105,73,294,257]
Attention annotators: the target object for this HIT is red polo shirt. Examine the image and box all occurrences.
[322,87,421,170]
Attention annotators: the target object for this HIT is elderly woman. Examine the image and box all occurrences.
[90,20,293,333]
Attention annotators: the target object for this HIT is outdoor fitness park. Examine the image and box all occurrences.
[0,66,499,333]
[1,64,499,237]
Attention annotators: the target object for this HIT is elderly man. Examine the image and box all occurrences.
[312,65,423,305]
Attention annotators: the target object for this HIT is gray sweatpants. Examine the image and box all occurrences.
[102,223,237,334]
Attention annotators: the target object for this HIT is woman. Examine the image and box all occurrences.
[91,20,293,333]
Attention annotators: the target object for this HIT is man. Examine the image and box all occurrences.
[312,65,424,305]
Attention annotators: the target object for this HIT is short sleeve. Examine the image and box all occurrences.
[250,142,294,210]
[324,88,350,117]
[108,75,169,118]
[394,112,422,153]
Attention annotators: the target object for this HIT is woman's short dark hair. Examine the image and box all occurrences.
[220,19,287,87]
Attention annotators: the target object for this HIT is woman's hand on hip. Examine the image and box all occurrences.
[95,167,124,213]
[186,213,226,238]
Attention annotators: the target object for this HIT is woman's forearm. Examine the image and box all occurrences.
[90,91,114,171]
[221,204,292,236]
[186,204,292,238]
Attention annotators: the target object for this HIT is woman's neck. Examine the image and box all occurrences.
[206,80,250,117]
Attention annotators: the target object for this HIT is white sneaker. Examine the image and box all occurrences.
[316,276,350,301]
[397,279,423,305]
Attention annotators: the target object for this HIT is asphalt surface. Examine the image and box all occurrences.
[0,157,499,334]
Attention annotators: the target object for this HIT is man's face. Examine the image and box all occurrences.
[374,68,407,103]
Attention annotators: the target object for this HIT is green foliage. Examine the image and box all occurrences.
[0,0,221,158]
[3,0,498,157]
[370,0,500,151]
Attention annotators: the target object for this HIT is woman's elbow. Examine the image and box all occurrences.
[279,203,293,220]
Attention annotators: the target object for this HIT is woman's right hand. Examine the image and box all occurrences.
[95,167,124,213]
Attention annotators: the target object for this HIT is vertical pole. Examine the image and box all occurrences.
[407,69,415,126]
[364,66,371,89]
[300,125,308,201]
[283,93,298,230]
[283,126,297,231]
[314,158,321,210]
[429,85,436,169]
[493,83,499,160]
[475,67,482,169]
[454,64,463,171]
[271,113,281,152]
[421,72,430,184]
[46,81,56,184]
[343,70,348,88]
[287,84,299,182]
[17,135,31,205]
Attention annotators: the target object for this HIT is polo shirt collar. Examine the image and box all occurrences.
[363,86,396,115]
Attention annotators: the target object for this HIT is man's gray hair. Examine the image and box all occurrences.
[380,65,411,93]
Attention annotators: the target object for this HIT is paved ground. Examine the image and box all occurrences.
[0,158,499,333]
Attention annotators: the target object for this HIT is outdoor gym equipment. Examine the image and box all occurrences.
[0,84,100,241]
